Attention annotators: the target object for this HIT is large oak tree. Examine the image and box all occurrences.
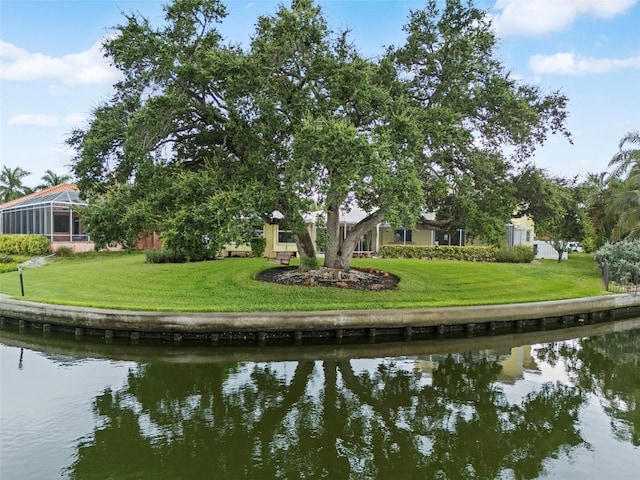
[69,0,570,268]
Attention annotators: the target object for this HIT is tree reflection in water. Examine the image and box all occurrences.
[537,328,640,446]
[64,346,594,480]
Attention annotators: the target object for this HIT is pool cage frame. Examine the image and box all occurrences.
[0,190,89,242]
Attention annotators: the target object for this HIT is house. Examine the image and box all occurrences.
[0,184,96,253]
[1,185,535,257]
[246,207,535,258]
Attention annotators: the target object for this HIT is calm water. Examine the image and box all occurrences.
[1,320,640,479]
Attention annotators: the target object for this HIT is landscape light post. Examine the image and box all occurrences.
[18,266,24,296]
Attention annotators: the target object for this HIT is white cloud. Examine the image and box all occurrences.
[492,0,638,36]
[0,38,119,85]
[530,52,640,75]
[63,112,86,126]
[8,114,60,127]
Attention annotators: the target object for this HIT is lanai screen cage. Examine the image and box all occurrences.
[0,188,88,242]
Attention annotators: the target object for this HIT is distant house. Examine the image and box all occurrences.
[240,207,535,259]
[0,184,94,252]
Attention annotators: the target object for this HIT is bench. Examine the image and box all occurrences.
[269,252,293,266]
[226,250,250,258]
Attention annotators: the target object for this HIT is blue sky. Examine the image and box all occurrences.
[1,0,639,188]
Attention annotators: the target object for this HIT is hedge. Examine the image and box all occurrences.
[380,244,539,263]
[380,245,500,262]
[0,234,50,256]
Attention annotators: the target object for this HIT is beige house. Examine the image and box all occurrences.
[223,207,536,258]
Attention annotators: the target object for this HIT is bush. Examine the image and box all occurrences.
[580,237,597,254]
[145,248,188,264]
[0,234,50,255]
[380,245,498,262]
[0,254,14,264]
[54,246,74,257]
[594,240,640,287]
[299,255,318,272]
[249,237,267,258]
[495,245,535,263]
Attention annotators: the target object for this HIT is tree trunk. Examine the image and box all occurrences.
[323,208,385,270]
[323,204,343,269]
[295,228,318,271]
[278,208,318,271]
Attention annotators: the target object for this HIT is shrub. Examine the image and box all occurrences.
[580,237,597,254]
[0,234,50,255]
[594,240,640,287]
[299,255,318,272]
[249,237,267,258]
[380,245,498,262]
[145,248,188,264]
[54,246,74,257]
[495,245,535,263]
[0,254,14,264]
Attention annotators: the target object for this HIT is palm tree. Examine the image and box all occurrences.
[608,130,640,179]
[583,172,616,247]
[607,131,640,239]
[36,169,72,190]
[609,169,640,240]
[0,165,31,202]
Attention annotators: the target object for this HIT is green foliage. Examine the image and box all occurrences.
[79,165,254,261]
[53,246,74,257]
[0,254,14,264]
[495,245,535,263]
[0,165,31,202]
[249,237,266,258]
[68,0,570,272]
[76,186,148,251]
[0,234,50,255]
[380,245,499,262]
[37,170,72,191]
[580,237,597,254]
[0,253,30,273]
[145,248,188,264]
[382,244,534,264]
[516,167,587,262]
[594,240,640,286]
[157,169,253,262]
[299,255,318,272]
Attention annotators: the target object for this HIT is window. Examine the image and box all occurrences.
[277,228,295,244]
[393,228,412,243]
[525,229,531,242]
[53,214,70,233]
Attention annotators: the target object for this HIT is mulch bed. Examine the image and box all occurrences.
[256,266,400,291]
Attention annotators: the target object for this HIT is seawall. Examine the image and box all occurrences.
[2,294,640,344]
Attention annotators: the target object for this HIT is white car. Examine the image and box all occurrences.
[568,242,583,252]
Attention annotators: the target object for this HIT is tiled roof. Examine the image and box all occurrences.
[0,184,80,211]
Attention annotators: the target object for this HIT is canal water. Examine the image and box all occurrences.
[1,319,640,479]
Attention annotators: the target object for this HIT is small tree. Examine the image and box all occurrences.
[515,167,586,262]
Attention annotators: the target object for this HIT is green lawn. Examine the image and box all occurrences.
[0,252,605,312]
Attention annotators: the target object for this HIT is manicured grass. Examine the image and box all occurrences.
[0,252,604,312]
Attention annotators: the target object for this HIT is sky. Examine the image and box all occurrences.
[1,0,639,188]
